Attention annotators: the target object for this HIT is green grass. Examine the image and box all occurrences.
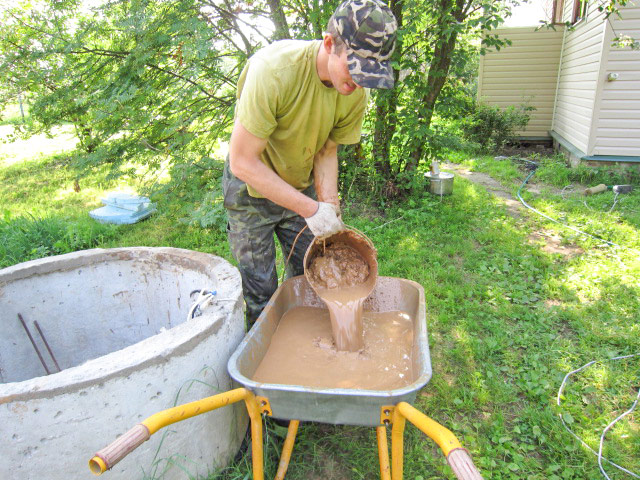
[1,128,638,479]
[0,128,232,261]
[0,213,119,268]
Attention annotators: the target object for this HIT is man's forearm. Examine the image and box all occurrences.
[229,119,318,218]
[230,154,318,218]
[313,140,339,208]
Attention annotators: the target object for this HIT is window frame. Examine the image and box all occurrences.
[552,0,565,25]
[572,0,588,25]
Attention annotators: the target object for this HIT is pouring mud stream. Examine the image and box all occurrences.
[304,231,378,352]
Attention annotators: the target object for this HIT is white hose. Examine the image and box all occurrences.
[557,353,640,479]
[187,289,217,320]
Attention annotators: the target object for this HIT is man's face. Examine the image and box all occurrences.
[327,49,361,96]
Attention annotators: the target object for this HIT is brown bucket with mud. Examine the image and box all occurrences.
[303,228,378,351]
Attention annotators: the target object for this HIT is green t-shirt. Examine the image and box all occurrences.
[235,40,368,197]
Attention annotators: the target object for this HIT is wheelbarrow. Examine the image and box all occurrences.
[89,276,482,479]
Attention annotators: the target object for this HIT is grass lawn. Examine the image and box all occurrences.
[1,123,638,480]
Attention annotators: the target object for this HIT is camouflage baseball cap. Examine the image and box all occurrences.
[330,0,397,89]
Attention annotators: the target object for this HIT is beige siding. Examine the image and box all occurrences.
[477,27,564,137]
[552,1,607,153]
[591,1,640,156]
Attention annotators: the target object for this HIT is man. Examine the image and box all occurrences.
[223,0,397,325]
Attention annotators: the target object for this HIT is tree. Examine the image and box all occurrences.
[0,0,514,197]
[0,0,264,176]
[362,0,514,195]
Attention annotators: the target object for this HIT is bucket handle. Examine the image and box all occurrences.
[344,225,377,253]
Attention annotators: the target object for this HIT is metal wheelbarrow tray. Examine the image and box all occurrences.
[228,275,432,427]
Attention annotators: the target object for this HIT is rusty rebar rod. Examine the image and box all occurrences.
[33,320,61,372]
[18,313,51,375]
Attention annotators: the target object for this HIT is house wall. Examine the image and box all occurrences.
[552,0,607,154]
[477,27,564,138]
[590,1,640,156]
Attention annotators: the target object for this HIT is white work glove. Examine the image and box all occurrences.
[305,202,345,238]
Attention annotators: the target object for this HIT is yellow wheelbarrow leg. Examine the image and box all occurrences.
[391,407,406,480]
[376,426,391,480]
[274,420,300,480]
[243,391,265,480]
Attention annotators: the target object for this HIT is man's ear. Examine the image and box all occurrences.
[322,34,334,55]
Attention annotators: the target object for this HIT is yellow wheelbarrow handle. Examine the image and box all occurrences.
[89,388,264,479]
[392,402,483,480]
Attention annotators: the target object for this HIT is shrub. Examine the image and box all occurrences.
[462,103,534,151]
[186,184,227,232]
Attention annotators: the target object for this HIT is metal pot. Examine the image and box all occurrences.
[424,171,454,195]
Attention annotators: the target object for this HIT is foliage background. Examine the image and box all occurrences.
[0,0,519,200]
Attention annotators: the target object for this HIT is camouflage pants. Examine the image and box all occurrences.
[222,160,315,326]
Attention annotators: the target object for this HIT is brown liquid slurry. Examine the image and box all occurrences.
[252,306,415,390]
[307,242,371,351]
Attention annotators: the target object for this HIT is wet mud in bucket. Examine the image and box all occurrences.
[304,229,378,351]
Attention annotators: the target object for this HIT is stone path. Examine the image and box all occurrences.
[442,163,524,218]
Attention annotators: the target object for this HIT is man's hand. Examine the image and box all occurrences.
[305,202,345,238]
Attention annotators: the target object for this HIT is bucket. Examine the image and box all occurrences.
[425,171,454,195]
[303,228,378,299]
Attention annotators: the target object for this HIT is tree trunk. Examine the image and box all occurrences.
[312,0,323,39]
[407,0,461,170]
[410,33,457,167]
[373,90,395,179]
[372,0,403,181]
[267,0,291,40]
[18,93,25,123]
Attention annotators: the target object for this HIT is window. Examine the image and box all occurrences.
[572,0,588,24]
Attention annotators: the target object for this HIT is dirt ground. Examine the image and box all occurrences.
[498,142,555,159]
[441,162,584,258]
